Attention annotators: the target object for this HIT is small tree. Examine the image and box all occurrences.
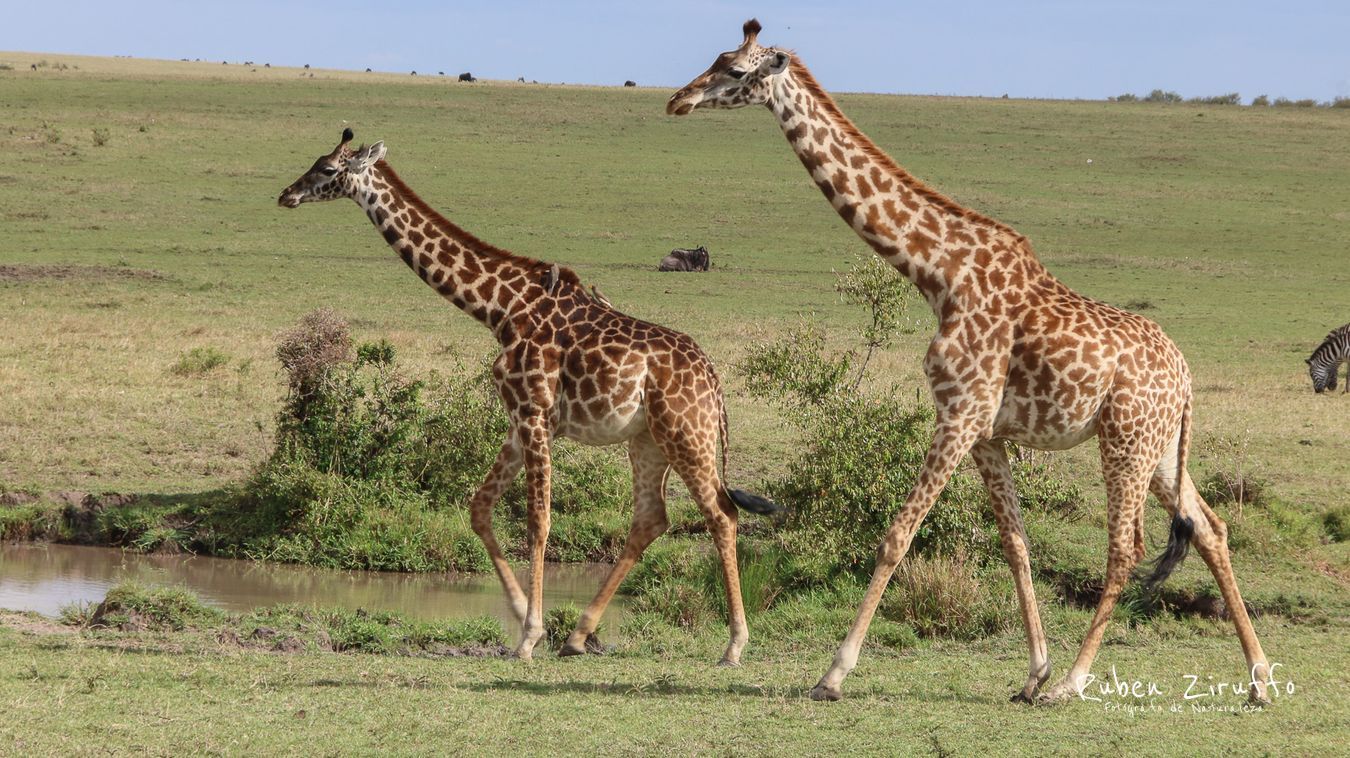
[1143,89,1183,104]
[1250,94,1270,107]
[834,254,917,389]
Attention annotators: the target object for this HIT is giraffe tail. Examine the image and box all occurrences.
[1138,391,1195,591]
[714,367,781,517]
[1138,513,1194,592]
[726,488,780,516]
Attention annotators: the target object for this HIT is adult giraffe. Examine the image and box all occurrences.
[279,129,776,664]
[669,20,1271,704]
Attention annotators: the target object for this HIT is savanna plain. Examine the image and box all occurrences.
[1,53,1347,755]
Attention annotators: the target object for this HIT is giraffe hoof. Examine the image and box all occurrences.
[716,658,742,669]
[1034,689,1071,706]
[558,642,586,658]
[1248,692,1273,708]
[1009,692,1035,705]
[809,684,843,702]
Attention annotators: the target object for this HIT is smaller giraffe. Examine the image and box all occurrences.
[279,130,777,663]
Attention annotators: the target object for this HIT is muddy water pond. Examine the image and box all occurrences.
[0,542,621,626]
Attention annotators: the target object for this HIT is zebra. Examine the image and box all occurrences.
[1306,323,1350,393]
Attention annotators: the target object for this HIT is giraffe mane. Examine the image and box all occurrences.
[787,57,1030,246]
[374,159,582,283]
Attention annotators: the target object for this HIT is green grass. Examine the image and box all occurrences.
[2,607,1347,754]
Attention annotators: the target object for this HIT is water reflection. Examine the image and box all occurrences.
[0,543,619,626]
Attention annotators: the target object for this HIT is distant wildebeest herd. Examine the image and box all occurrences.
[262,18,1338,706]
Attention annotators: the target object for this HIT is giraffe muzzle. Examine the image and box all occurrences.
[666,90,698,116]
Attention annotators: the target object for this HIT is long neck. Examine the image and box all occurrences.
[352,161,548,338]
[769,61,1043,316]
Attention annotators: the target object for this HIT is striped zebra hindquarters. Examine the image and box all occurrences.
[1307,323,1350,393]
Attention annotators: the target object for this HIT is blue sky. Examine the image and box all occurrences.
[4,1,1348,101]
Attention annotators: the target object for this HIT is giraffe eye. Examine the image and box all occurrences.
[321,166,338,176]
[727,68,746,80]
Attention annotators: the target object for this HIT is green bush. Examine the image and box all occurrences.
[1008,447,1086,520]
[621,541,716,631]
[70,581,224,631]
[739,328,999,575]
[1250,94,1270,107]
[1143,89,1183,104]
[210,310,632,572]
[879,555,1016,640]
[170,346,229,376]
[1197,469,1267,507]
[1187,93,1240,105]
[1323,505,1350,542]
[0,502,67,541]
[544,602,584,650]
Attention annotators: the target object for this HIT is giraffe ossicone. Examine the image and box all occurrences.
[278,130,779,665]
[671,19,1271,706]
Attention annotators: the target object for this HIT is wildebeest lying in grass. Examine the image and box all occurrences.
[658,245,710,272]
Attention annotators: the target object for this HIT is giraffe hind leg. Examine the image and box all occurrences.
[970,440,1051,703]
[1037,435,1156,705]
[468,439,528,623]
[561,429,671,657]
[513,416,553,661]
[1150,466,1272,703]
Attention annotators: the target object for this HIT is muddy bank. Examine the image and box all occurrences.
[0,264,167,282]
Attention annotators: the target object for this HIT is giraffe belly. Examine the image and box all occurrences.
[557,403,648,446]
[992,396,1102,451]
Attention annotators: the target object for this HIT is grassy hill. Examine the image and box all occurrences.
[2,51,1346,506]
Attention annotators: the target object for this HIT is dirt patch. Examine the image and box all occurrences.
[47,491,139,542]
[0,491,39,506]
[0,610,76,637]
[1313,560,1348,586]
[0,264,167,283]
[423,643,510,658]
[1041,568,1245,621]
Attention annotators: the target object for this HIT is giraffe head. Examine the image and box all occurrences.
[666,19,790,116]
[278,128,388,208]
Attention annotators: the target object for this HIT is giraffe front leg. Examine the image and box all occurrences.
[811,424,979,701]
[469,439,527,623]
[514,417,552,661]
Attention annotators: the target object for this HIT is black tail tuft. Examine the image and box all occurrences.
[726,488,781,516]
[1138,514,1195,592]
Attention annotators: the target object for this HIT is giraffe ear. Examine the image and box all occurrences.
[347,141,387,173]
